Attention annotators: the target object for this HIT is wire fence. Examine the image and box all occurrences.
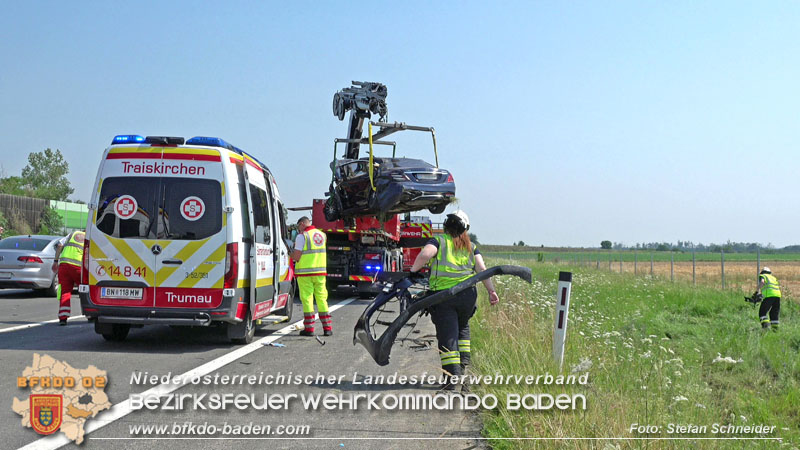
[486,249,799,299]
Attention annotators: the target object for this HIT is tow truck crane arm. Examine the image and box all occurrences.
[332,81,388,160]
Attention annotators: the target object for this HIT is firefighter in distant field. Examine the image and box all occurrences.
[757,267,781,330]
[54,230,85,326]
[291,217,332,336]
[409,210,499,391]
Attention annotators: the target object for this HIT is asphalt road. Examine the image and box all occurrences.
[0,289,483,450]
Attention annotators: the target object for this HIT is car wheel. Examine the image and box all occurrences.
[98,323,130,342]
[323,197,340,222]
[45,275,59,297]
[428,204,446,214]
[228,311,255,345]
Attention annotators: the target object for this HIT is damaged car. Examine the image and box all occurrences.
[323,156,455,222]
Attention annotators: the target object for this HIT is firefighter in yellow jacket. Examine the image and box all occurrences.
[54,230,85,326]
[757,267,781,330]
[409,211,498,391]
[291,217,332,336]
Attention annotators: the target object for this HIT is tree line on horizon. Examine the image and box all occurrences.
[601,240,796,253]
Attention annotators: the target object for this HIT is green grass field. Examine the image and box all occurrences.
[470,258,799,449]
[483,249,800,263]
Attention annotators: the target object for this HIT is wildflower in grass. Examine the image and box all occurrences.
[641,338,652,344]
[640,350,652,358]
[740,415,747,422]
[673,395,689,402]
[571,357,593,373]
[695,403,706,409]
[712,353,743,364]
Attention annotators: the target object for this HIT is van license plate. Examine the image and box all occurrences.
[101,287,143,299]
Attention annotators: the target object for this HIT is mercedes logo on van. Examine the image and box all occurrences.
[151,244,162,255]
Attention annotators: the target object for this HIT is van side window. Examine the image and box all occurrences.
[249,185,271,245]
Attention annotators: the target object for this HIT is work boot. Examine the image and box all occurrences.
[323,329,333,337]
[299,330,314,337]
[59,319,67,326]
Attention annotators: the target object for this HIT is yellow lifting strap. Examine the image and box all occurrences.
[368,122,376,191]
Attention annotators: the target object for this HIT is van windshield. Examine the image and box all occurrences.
[96,177,222,240]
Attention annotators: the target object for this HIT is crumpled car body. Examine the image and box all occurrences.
[353,265,532,366]
[324,157,455,222]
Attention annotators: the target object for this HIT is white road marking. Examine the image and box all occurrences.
[0,316,86,334]
[17,297,356,450]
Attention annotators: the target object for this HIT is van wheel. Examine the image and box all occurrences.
[96,322,130,341]
[228,311,255,345]
[275,287,295,319]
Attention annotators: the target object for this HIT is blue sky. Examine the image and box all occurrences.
[2,1,798,247]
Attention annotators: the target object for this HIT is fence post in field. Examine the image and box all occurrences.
[608,251,612,270]
[619,255,623,273]
[692,246,696,286]
[670,252,674,282]
[721,250,725,289]
[757,247,761,283]
[650,253,654,276]
[634,251,638,275]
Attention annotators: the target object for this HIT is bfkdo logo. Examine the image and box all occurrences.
[30,395,62,435]
[13,354,112,445]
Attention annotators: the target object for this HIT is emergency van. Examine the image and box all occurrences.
[79,135,294,344]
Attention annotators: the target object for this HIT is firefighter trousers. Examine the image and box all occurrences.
[759,296,780,329]
[297,276,331,332]
[429,286,477,377]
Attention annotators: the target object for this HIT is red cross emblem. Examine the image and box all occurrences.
[114,195,137,220]
[313,233,324,246]
[180,196,205,221]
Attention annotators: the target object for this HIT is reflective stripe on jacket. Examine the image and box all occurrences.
[760,273,781,298]
[296,227,327,276]
[59,231,85,267]
[429,234,475,291]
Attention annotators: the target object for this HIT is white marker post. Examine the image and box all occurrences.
[553,271,573,371]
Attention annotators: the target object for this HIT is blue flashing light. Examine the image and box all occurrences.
[186,136,234,150]
[365,265,381,272]
[112,135,145,144]
[365,265,372,270]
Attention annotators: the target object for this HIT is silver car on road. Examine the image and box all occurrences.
[0,235,62,296]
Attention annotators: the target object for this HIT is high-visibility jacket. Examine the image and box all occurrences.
[59,231,85,268]
[296,227,326,277]
[429,234,476,291]
[760,273,781,298]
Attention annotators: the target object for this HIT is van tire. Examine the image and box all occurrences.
[96,322,130,342]
[228,311,255,345]
[276,286,295,319]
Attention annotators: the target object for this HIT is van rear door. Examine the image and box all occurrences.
[151,149,227,309]
[91,174,160,306]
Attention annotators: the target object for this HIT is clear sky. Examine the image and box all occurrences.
[2,1,798,247]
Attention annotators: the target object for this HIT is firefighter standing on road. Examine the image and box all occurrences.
[757,267,781,330]
[409,211,498,391]
[53,230,85,326]
[291,217,332,336]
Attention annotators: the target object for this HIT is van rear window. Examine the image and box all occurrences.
[96,177,222,240]
[159,179,222,240]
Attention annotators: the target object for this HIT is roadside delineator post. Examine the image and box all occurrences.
[553,271,572,371]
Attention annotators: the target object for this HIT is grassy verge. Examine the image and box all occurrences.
[471,259,799,449]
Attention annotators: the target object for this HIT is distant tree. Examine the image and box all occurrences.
[517,241,526,247]
[600,240,612,249]
[0,175,30,196]
[656,243,670,251]
[39,206,63,234]
[21,148,74,201]
[468,232,479,244]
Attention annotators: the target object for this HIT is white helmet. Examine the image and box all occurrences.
[761,267,771,274]
[444,210,470,234]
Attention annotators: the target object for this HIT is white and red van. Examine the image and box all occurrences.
[79,135,294,343]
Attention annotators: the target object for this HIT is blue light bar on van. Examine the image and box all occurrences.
[112,135,145,144]
[186,136,235,150]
